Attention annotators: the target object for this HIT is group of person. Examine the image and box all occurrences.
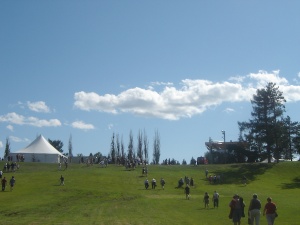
[144,178,165,190]
[1,175,16,191]
[229,193,277,225]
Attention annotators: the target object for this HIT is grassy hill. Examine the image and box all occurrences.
[0,161,299,225]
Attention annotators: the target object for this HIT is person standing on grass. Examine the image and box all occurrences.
[160,178,165,190]
[213,190,219,208]
[60,175,65,186]
[203,192,210,208]
[263,197,277,225]
[190,177,194,186]
[9,176,16,191]
[151,178,156,189]
[0,170,3,179]
[1,177,7,191]
[229,194,244,225]
[248,194,261,225]
[185,184,190,200]
[144,179,149,189]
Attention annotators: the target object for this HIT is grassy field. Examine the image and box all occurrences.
[0,161,299,225]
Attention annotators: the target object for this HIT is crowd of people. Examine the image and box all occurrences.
[142,167,278,225]
[229,193,277,225]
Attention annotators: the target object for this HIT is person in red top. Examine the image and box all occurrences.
[263,197,277,225]
[1,177,7,191]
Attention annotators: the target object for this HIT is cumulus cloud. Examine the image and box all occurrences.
[0,141,3,148]
[27,101,51,113]
[73,70,300,120]
[71,121,95,130]
[0,112,61,127]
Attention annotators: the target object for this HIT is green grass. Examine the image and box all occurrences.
[0,161,299,225]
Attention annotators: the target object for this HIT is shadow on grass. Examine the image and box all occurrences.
[281,176,300,189]
[209,163,274,185]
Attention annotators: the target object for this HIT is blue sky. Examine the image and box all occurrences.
[1,1,300,163]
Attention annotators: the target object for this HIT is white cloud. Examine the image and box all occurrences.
[71,121,95,130]
[0,112,61,127]
[0,141,3,148]
[224,108,235,113]
[73,70,300,120]
[6,125,14,131]
[9,136,29,143]
[27,101,51,113]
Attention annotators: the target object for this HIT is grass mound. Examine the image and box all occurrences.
[0,161,299,225]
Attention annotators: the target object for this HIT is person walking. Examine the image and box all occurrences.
[60,175,65,186]
[144,179,149,189]
[229,194,244,225]
[213,190,219,208]
[160,178,165,190]
[248,194,261,225]
[151,178,156,189]
[1,177,7,191]
[263,197,277,225]
[203,192,210,208]
[185,184,190,200]
[9,176,16,191]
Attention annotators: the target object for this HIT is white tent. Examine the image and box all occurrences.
[10,135,66,163]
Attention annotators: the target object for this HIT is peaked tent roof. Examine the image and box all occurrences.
[15,135,65,156]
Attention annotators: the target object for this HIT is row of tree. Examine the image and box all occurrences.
[108,129,161,165]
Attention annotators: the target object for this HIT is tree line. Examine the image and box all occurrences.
[108,129,161,165]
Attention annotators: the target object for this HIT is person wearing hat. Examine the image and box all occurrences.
[263,197,277,225]
[248,194,261,225]
[229,194,244,225]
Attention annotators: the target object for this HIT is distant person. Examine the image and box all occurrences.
[178,177,184,188]
[190,177,194,186]
[64,160,68,170]
[185,184,190,200]
[248,194,261,225]
[1,177,7,191]
[203,192,210,208]
[213,190,219,208]
[144,179,149,189]
[205,168,208,178]
[9,176,16,191]
[242,175,247,186]
[60,175,65,186]
[151,178,156,189]
[0,170,3,179]
[263,197,277,225]
[58,162,61,170]
[160,178,165,190]
[229,194,244,225]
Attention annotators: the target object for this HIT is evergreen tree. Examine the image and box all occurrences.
[110,132,116,164]
[137,129,143,163]
[239,83,286,163]
[152,129,160,164]
[4,137,10,159]
[143,129,149,164]
[127,130,134,161]
[68,134,73,162]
